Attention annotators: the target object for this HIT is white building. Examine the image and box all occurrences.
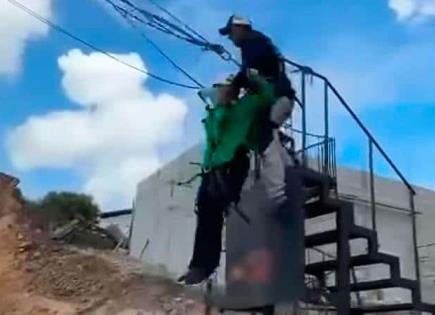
[129,144,435,308]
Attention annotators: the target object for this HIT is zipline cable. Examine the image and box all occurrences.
[115,0,204,45]
[104,0,204,88]
[145,0,210,44]
[107,0,239,65]
[144,0,241,66]
[8,0,200,89]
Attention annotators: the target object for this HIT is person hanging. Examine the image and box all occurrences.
[178,71,277,285]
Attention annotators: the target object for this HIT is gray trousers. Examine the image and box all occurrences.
[260,96,294,209]
[270,96,294,127]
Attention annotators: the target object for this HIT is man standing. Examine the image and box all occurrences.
[219,15,296,210]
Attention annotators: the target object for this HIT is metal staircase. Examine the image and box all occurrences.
[299,168,435,314]
[215,59,434,315]
[284,57,435,314]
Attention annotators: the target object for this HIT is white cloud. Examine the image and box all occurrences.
[389,0,435,21]
[305,36,435,110]
[83,155,161,210]
[0,0,52,76]
[6,49,188,209]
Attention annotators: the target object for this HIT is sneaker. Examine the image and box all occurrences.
[177,272,188,283]
[179,268,211,286]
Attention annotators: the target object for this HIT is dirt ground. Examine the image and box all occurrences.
[0,174,218,315]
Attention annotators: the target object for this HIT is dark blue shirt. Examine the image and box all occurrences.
[233,30,295,100]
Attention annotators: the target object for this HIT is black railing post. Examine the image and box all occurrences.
[324,81,329,175]
[301,71,307,167]
[410,192,422,293]
[368,140,377,238]
[336,203,352,315]
[282,58,416,195]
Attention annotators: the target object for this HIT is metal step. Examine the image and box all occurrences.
[305,252,400,275]
[295,168,332,188]
[351,303,415,313]
[351,278,417,291]
[305,225,377,249]
[351,302,435,313]
[328,278,417,292]
[305,198,351,219]
[218,305,275,314]
[417,302,435,313]
[304,186,321,199]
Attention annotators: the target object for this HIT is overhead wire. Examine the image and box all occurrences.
[129,24,205,88]
[145,0,210,44]
[143,0,240,66]
[107,0,239,65]
[103,0,204,88]
[115,0,204,46]
[146,0,241,66]
[7,0,200,89]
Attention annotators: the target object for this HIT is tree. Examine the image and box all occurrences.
[33,191,100,224]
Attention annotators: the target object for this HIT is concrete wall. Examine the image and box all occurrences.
[336,167,435,304]
[419,243,435,303]
[130,144,435,304]
[129,145,215,279]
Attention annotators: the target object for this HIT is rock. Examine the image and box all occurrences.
[33,251,41,259]
[162,302,173,312]
[80,297,90,304]
[16,232,24,240]
[13,259,21,269]
[51,219,80,240]
[37,307,51,313]
[174,297,183,303]
[18,241,33,252]
[104,224,128,247]
[184,299,195,307]
[25,266,34,273]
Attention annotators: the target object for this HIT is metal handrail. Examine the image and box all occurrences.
[284,58,416,195]
[285,57,422,290]
[282,124,326,140]
[294,139,330,155]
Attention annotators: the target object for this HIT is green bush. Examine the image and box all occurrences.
[30,191,100,225]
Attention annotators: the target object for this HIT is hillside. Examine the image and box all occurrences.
[0,173,214,315]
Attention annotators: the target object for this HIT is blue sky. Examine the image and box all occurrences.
[1,0,435,210]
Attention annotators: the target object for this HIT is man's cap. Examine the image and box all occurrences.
[219,15,252,35]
